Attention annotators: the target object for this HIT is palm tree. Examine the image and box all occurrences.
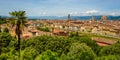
[9,11,27,59]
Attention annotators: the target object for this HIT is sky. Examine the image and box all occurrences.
[0,0,120,16]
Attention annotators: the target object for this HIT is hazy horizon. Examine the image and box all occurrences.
[1,15,120,20]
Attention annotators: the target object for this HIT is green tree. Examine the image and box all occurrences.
[35,50,59,60]
[0,33,12,47]
[71,36,101,55]
[0,16,6,25]
[0,32,13,54]
[95,55,117,60]
[21,47,39,60]
[9,11,27,59]
[68,32,79,37]
[0,47,18,60]
[99,41,120,56]
[66,43,96,60]
[21,35,72,56]
[3,27,9,33]
[37,26,50,32]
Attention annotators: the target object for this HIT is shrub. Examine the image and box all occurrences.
[21,47,39,60]
[3,27,9,33]
[66,43,96,60]
[35,50,59,60]
[37,27,50,32]
[95,55,117,60]
[99,41,120,56]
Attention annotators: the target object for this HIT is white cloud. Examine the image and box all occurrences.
[73,10,100,16]
[65,10,100,16]
[109,12,120,16]
[84,10,99,14]
[70,12,78,15]
[111,12,116,16]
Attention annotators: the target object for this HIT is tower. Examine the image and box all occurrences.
[101,16,107,21]
[68,14,71,21]
[91,16,95,21]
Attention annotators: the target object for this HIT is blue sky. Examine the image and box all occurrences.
[0,0,120,16]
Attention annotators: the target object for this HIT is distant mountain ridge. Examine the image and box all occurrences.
[1,15,120,20]
[28,16,120,20]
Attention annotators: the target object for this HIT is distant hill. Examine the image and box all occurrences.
[0,16,8,18]
[28,16,120,20]
[1,15,120,20]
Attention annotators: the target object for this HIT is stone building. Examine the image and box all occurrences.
[101,16,107,21]
[91,16,95,21]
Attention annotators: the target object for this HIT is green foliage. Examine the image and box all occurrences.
[21,47,39,60]
[3,27,9,33]
[68,32,79,37]
[0,47,18,60]
[66,43,96,60]
[0,32,16,55]
[35,50,59,60]
[0,53,7,60]
[37,26,50,32]
[9,38,18,49]
[0,16,6,25]
[95,55,118,60]
[22,35,72,56]
[0,32,120,59]
[99,41,120,56]
[72,36,101,55]
[0,32,13,47]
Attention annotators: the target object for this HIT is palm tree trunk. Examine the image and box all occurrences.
[16,20,21,60]
[17,34,21,60]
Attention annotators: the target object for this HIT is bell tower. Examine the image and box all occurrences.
[68,14,71,21]
[101,16,107,21]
